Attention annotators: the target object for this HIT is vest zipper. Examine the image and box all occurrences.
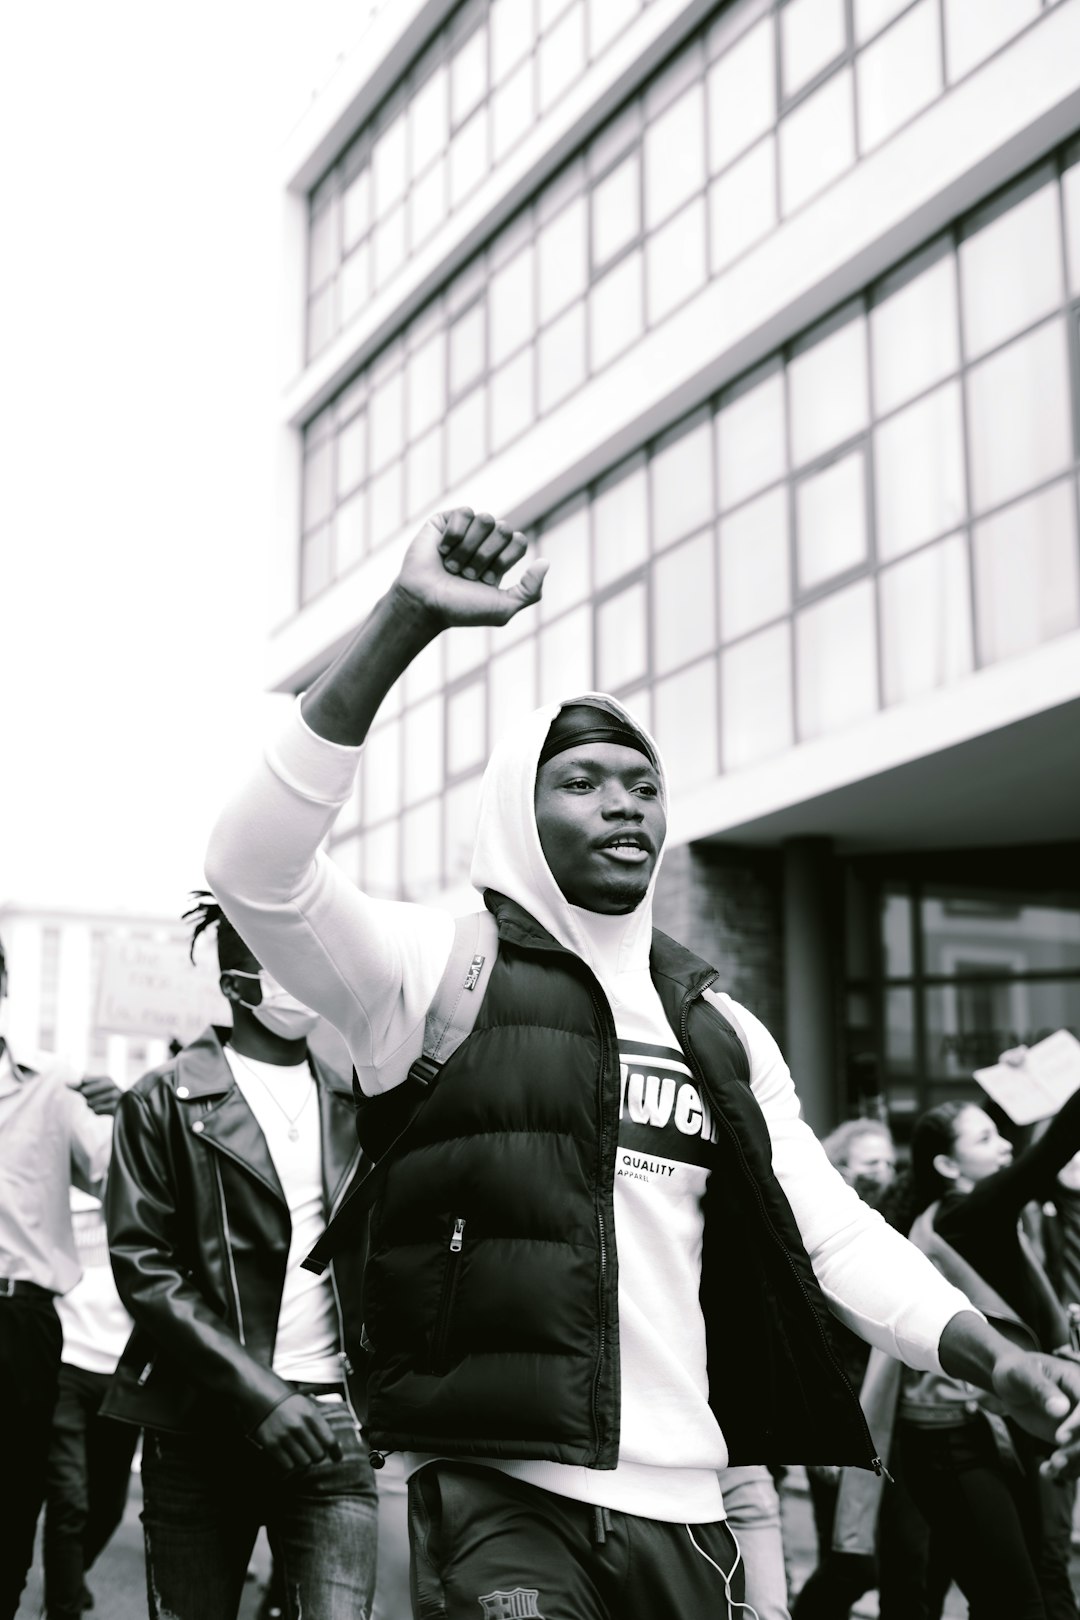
[681,977,880,1471]
[430,1216,466,1373]
[586,983,615,1464]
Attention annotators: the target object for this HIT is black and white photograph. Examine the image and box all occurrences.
[3,1,1080,1616]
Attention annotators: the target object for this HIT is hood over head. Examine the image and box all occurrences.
[470,693,667,982]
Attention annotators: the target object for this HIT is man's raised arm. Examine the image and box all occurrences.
[204,510,546,1084]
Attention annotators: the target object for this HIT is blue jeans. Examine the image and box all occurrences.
[140,1404,377,1620]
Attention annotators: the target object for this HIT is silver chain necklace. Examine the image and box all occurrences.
[229,1048,314,1142]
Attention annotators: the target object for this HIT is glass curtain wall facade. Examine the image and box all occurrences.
[305,0,1067,364]
[325,143,1080,901]
[845,858,1080,1123]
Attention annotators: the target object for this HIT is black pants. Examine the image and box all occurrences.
[0,1291,62,1620]
[898,1414,1077,1620]
[408,1461,746,1619]
[794,1450,948,1620]
[43,1363,138,1620]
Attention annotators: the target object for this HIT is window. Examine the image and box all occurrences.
[973,481,1080,664]
[653,529,716,674]
[779,69,855,215]
[646,198,707,323]
[651,418,714,550]
[721,622,793,768]
[789,314,868,466]
[489,248,535,366]
[538,197,588,323]
[856,0,942,152]
[944,0,1041,84]
[403,695,445,804]
[491,0,533,80]
[447,680,487,775]
[450,301,486,394]
[589,250,644,370]
[411,66,449,174]
[796,578,878,739]
[718,487,790,639]
[965,320,1072,513]
[871,248,959,416]
[707,17,775,172]
[795,450,868,592]
[592,153,640,269]
[490,347,535,449]
[717,369,787,507]
[780,0,846,100]
[873,382,966,560]
[653,658,718,792]
[960,181,1063,360]
[538,503,591,620]
[597,581,648,689]
[855,0,913,43]
[493,58,535,158]
[709,138,777,272]
[644,83,706,231]
[539,605,593,702]
[593,459,649,588]
[879,535,973,704]
[589,0,641,56]
[539,3,586,110]
[538,304,587,411]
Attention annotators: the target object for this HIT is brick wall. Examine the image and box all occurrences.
[653,841,785,1048]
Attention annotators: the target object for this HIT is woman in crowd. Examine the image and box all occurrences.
[864,1080,1080,1620]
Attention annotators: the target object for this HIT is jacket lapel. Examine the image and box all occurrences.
[313,1054,363,1218]
[177,1027,286,1207]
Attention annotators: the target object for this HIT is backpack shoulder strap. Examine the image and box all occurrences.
[409,909,499,1087]
[303,910,499,1277]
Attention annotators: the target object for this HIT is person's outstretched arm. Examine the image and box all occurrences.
[205,510,546,1090]
[945,1084,1080,1238]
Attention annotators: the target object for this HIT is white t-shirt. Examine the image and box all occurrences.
[56,1189,133,1375]
[222,1046,341,1384]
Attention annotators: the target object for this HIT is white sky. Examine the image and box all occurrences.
[0,3,361,917]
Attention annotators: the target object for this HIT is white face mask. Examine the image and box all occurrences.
[228,970,320,1041]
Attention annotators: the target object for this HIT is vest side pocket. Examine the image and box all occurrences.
[428,1217,466,1374]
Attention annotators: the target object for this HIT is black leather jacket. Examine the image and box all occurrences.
[102,1026,366,1436]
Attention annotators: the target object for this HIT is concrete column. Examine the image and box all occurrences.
[782,837,839,1136]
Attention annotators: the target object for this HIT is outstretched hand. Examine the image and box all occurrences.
[992,1348,1080,1478]
[396,508,548,628]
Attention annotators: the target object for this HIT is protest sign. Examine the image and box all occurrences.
[96,935,229,1044]
[974,1029,1080,1126]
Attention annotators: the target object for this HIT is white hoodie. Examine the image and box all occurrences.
[206,693,973,1522]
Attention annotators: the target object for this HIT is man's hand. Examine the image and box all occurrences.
[77,1075,123,1116]
[396,508,548,628]
[991,1347,1080,1478]
[250,1394,343,1473]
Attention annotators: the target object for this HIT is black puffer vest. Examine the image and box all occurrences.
[356,894,877,1469]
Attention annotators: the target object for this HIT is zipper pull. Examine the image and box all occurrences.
[871,1456,895,1483]
[450,1217,465,1253]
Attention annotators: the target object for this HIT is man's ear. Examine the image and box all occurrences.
[933,1152,960,1182]
[219,972,243,1008]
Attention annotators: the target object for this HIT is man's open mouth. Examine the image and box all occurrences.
[596,835,652,863]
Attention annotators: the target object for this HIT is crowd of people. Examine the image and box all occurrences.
[3,508,1080,1620]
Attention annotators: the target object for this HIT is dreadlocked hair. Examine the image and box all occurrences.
[183,891,221,964]
[182,890,249,971]
[876,1101,968,1237]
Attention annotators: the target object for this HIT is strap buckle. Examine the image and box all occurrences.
[407,1055,441,1088]
[0,1278,17,1298]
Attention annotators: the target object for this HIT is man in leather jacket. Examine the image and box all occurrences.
[206,510,1080,1620]
[103,898,375,1620]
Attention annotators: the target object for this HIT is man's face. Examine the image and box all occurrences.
[534,743,666,914]
[843,1132,896,1206]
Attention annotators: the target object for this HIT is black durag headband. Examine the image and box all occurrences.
[537,703,658,771]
